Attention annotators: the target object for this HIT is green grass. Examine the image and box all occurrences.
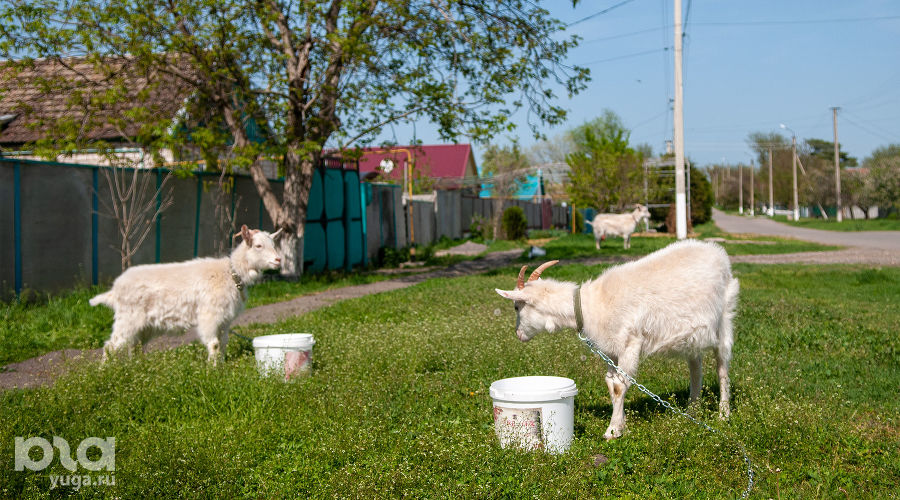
[0,272,393,366]
[532,222,840,262]
[0,286,112,366]
[772,215,900,231]
[0,224,839,366]
[2,263,897,498]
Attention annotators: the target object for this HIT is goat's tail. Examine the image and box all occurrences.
[719,278,740,351]
[89,291,114,308]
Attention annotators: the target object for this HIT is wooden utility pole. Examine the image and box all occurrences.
[738,163,743,214]
[672,0,688,239]
[832,107,843,222]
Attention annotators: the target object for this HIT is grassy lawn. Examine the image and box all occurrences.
[533,222,840,262]
[772,215,900,232]
[2,262,897,498]
[0,272,394,366]
[0,224,838,366]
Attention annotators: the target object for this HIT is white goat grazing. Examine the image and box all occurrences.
[90,225,283,363]
[586,204,651,249]
[495,240,739,440]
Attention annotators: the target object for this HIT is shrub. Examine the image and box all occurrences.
[502,206,528,240]
[469,214,493,240]
[573,209,585,233]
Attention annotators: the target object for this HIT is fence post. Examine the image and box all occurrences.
[343,171,351,271]
[193,174,202,257]
[155,169,162,263]
[360,178,368,267]
[92,167,99,285]
[13,162,22,295]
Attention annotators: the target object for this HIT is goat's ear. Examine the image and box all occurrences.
[241,225,253,245]
[495,289,529,302]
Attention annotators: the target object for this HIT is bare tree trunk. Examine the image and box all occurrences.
[276,148,317,277]
[211,172,241,256]
[97,162,173,272]
[491,198,505,240]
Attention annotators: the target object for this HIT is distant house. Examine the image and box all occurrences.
[354,144,480,191]
[0,56,195,167]
[479,162,568,202]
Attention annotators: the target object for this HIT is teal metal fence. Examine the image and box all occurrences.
[0,157,366,296]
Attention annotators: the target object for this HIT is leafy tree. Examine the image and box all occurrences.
[861,144,900,215]
[747,132,794,210]
[1,0,588,275]
[565,110,644,212]
[481,141,530,239]
[805,138,858,168]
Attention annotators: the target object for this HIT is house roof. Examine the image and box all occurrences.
[0,56,194,147]
[354,144,479,188]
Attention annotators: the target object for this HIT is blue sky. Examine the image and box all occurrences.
[377,0,900,168]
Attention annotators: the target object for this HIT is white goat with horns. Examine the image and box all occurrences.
[495,240,739,440]
[90,225,283,363]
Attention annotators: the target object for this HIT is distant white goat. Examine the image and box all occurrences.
[90,225,283,363]
[495,240,739,440]
[586,204,651,249]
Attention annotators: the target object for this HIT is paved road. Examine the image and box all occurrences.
[712,209,900,251]
[712,209,899,266]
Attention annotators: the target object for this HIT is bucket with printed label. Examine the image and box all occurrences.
[252,334,315,381]
[489,376,578,454]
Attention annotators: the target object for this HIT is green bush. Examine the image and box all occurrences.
[573,209,585,233]
[469,214,492,240]
[502,206,528,240]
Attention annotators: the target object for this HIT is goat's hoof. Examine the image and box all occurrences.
[603,427,623,440]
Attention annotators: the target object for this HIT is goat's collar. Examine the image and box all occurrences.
[230,267,244,291]
[574,285,585,333]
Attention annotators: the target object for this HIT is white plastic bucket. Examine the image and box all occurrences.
[252,334,315,381]
[490,376,578,454]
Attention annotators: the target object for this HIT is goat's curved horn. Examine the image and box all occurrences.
[528,260,559,282]
[517,265,528,289]
[270,227,284,239]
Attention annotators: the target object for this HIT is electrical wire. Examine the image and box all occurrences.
[567,0,638,28]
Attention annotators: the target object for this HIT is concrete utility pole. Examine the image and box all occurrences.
[672,0,688,239]
[780,123,800,220]
[738,163,743,214]
[767,148,774,216]
[832,107,843,222]
[791,135,799,220]
[750,160,755,216]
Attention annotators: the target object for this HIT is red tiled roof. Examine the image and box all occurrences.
[354,144,478,183]
[0,56,193,147]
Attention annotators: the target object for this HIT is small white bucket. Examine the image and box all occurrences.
[490,376,578,454]
[252,334,315,381]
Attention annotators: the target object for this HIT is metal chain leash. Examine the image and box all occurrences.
[577,331,755,499]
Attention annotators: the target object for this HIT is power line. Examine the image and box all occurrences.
[580,26,664,45]
[691,14,900,27]
[567,0,638,28]
[581,47,670,66]
[841,112,899,143]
